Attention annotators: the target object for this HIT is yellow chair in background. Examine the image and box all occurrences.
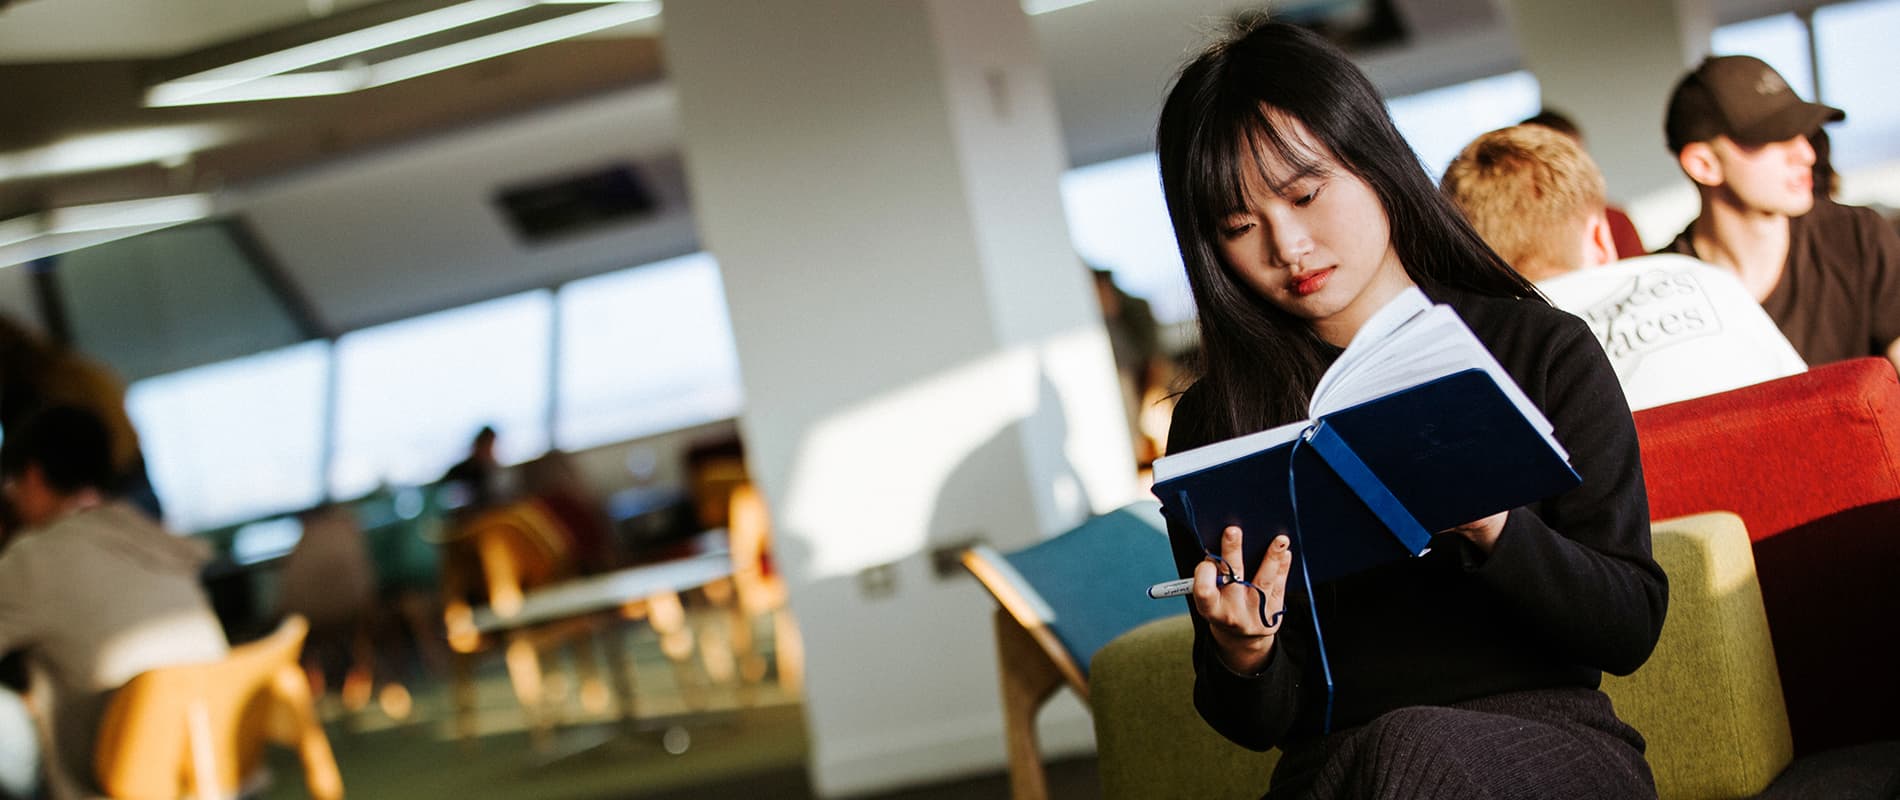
[441,500,620,743]
[718,482,803,695]
[93,614,342,800]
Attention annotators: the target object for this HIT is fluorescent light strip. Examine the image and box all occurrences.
[372,2,660,86]
[0,217,41,250]
[0,194,214,268]
[1023,0,1096,14]
[46,194,215,235]
[149,71,365,107]
[151,0,535,105]
[148,2,661,106]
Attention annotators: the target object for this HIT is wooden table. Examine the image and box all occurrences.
[454,543,735,745]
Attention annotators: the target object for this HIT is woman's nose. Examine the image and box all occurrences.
[1272,229,1313,268]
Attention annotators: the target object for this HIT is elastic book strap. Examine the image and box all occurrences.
[1306,419,1433,555]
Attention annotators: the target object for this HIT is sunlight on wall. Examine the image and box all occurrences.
[782,325,1126,580]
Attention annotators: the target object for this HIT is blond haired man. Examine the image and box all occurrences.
[1444,124,1804,409]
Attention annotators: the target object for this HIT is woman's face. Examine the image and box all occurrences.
[1215,114,1412,347]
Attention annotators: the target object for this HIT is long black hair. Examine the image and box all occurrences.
[1157,15,1538,439]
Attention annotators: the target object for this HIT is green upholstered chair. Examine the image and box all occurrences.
[1091,614,1280,799]
[1601,511,1793,799]
[1089,512,1796,800]
[962,501,1183,800]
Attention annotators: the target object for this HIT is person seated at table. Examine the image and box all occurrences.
[0,406,228,800]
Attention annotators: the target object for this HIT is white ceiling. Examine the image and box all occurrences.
[0,0,1814,353]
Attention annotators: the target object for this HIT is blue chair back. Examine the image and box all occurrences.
[998,501,1180,676]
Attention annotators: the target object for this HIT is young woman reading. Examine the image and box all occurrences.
[1156,17,1668,799]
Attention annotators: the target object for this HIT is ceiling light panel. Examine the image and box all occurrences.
[145,0,660,107]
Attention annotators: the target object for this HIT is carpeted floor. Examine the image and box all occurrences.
[260,610,1101,799]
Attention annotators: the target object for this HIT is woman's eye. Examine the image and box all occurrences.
[1221,222,1255,238]
[1293,187,1322,207]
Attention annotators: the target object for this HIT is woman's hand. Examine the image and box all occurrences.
[1443,511,1508,554]
[1192,525,1292,674]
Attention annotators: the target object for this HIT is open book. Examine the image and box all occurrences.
[1152,287,1579,584]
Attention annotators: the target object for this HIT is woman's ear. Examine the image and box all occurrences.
[1678,142,1723,189]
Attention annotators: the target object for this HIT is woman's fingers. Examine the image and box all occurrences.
[1190,557,1224,615]
[1219,525,1246,574]
[1256,534,1291,630]
[1197,526,1280,672]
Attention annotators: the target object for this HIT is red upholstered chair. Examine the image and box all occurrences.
[1632,356,1900,756]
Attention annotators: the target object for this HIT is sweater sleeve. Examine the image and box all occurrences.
[1164,385,1306,750]
[1463,316,1669,676]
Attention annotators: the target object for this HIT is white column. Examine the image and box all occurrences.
[663,1,1138,794]
[1500,0,1716,244]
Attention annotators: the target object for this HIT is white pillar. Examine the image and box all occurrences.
[663,1,1139,794]
[1500,0,1715,242]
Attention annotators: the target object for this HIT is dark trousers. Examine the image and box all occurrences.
[1268,687,1656,800]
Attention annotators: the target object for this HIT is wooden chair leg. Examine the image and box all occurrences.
[271,664,345,800]
[995,610,1066,800]
[504,635,551,749]
[772,608,804,695]
[185,700,224,800]
[649,590,710,709]
[599,625,640,730]
[571,631,612,716]
[452,651,479,742]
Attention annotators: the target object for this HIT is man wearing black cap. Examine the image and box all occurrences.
[1660,55,1900,372]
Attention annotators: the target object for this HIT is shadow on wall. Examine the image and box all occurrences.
[927,366,1095,578]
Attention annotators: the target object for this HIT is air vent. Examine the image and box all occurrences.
[493,163,658,245]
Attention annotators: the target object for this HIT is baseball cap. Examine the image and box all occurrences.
[1664,55,1844,153]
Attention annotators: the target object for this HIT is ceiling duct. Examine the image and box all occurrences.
[492,161,659,245]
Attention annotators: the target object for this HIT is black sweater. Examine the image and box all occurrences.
[1165,286,1669,753]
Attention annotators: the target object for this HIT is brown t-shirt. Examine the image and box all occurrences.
[1662,201,1900,366]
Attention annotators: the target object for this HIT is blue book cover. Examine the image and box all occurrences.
[1151,290,1580,584]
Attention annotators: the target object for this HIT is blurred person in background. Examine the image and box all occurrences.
[0,406,227,800]
[1519,109,1646,259]
[1091,267,1169,468]
[440,425,507,514]
[0,316,163,521]
[520,450,619,574]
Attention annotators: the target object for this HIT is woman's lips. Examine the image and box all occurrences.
[1292,267,1334,297]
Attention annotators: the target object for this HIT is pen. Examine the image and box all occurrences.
[1147,577,1195,599]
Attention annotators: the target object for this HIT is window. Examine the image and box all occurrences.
[1814,0,1900,170]
[1711,13,1816,100]
[1059,153,1195,325]
[1385,71,1541,184]
[330,291,552,499]
[126,341,329,533]
[555,253,744,451]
